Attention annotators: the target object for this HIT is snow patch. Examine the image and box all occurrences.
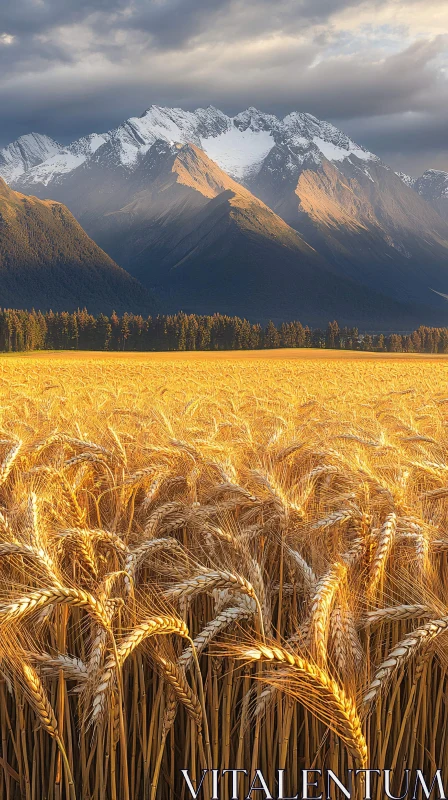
[24,152,86,185]
[313,137,375,163]
[116,140,140,167]
[290,136,310,148]
[201,127,275,180]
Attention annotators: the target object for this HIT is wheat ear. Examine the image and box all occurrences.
[60,527,127,553]
[22,663,77,800]
[156,656,202,725]
[144,502,186,537]
[241,642,367,766]
[0,542,56,581]
[309,562,347,665]
[0,440,22,487]
[369,512,396,593]
[363,615,448,705]
[362,604,433,627]
[167,569,256,602]
[0,586,110,628]
[22,663,59,737]
[31,651,88,683]
[286,547,317,593]
[125,537,186,589]
[92,616,189,723]
[241,644,368,766]
[179,601,255,671]
[331,605,363,679]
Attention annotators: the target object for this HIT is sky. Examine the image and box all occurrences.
[0,0,447,175]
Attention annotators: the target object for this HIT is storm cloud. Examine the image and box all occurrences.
[0,0,447,174]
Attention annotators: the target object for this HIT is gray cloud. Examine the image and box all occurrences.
[118,0,359,47]
[1,0,125,36]
[0,0,447,175]
[344,109,448,175]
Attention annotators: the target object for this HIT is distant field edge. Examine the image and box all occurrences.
[2,348,448,361]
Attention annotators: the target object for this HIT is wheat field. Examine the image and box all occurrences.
[0,350,447,799]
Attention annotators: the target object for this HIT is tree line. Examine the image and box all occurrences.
[0,308,447,354]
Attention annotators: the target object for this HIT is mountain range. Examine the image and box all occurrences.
[1,105,448,327]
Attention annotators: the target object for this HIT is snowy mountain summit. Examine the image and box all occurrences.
[1,105,378,190]
[0,133,63,183]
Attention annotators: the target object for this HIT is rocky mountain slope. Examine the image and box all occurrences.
[397,169,448,221]
[2,105,448,325]
[83,140,424,325]
[0,179,153,314]
[249,147,448,314]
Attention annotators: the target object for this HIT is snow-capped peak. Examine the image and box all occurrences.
[8,131,111,187]
[103,105,277,178]
[0,133,63,183]
[2,105,382,189]
[233,108,281,133]
[283,112,377,163]
[113,106,379,176]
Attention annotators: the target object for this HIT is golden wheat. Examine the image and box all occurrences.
[0,350,445,798]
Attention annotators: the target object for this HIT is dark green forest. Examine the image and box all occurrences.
[0,308,447,354]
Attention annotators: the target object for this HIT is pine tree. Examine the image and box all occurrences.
[264,321,280,349]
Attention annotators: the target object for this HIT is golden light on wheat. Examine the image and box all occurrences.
[0,351,446,798]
